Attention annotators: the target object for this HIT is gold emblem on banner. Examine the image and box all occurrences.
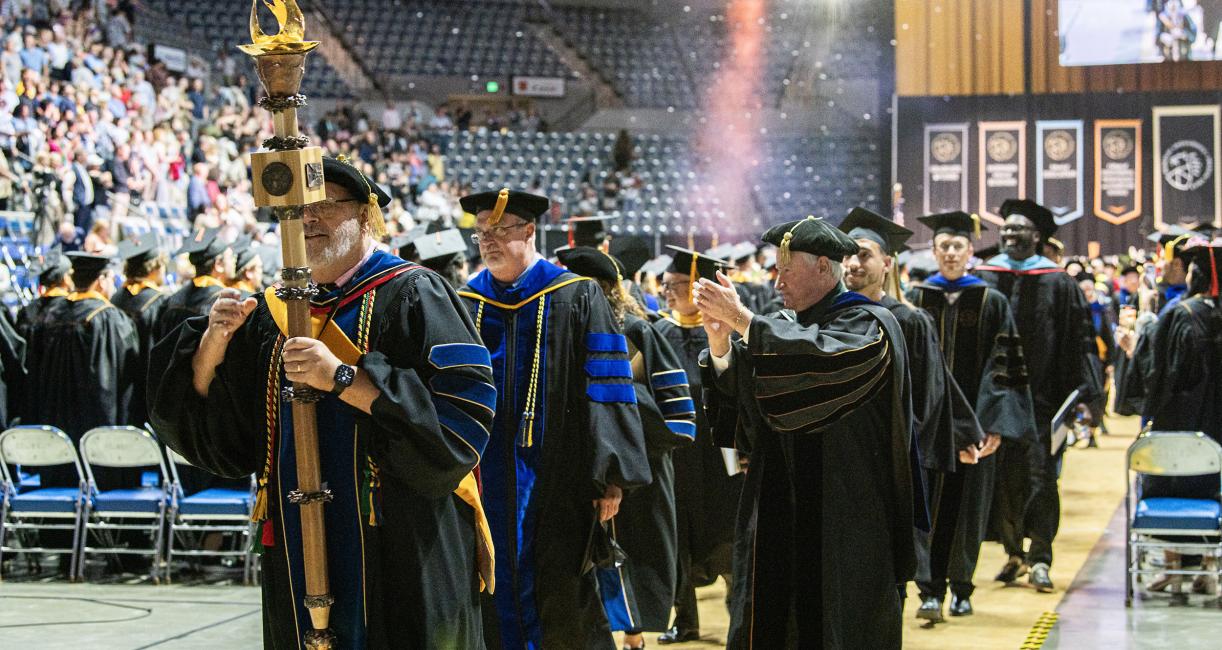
[1044,130,1075,162]
[931,133,961,163]
[1103,129,1133,160]
[987,132,1017,162]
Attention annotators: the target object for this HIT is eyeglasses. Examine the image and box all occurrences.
[659,281,691,293]
[470,222,529,245]
[306,198,361,215]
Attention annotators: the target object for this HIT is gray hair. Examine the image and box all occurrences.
[827,259,844,283]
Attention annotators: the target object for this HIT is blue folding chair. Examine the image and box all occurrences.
[165,447,257,585]
[78,426,170,583]
[0,426,88,580]
[1126,430,1222,606]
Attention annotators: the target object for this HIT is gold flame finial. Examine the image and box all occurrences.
[238,0,319,56]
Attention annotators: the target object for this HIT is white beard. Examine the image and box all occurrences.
[306,218,362,270]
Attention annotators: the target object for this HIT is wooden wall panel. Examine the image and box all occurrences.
[895,0,1023,96]
[899,0,1222,97]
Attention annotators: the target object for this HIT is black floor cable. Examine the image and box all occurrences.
[0,595,153,628]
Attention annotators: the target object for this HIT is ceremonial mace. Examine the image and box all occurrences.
[239,1,333,647]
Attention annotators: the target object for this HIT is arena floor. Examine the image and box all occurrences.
[2,415,1220,649]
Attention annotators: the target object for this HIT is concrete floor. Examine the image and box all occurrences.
[4,415,1222,648]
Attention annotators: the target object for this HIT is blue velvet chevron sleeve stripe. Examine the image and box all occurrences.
[650,368,689,389]
[429,342,493,370]
[585,332,636,404]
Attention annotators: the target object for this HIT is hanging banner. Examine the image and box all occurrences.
[1154,105,1221,230]
[923,123,969,215]
[1036,120,1084,225]
[1093,119,1142,225]
[978,121,1026,225]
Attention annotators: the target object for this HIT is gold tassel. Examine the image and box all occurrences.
[971,213,981,240]
[366,194,387,239]
[250,480,268,523]
[1166,234,1190,263]
[490,188,510,226]
[689,252,698,302]
[779,231,794,268]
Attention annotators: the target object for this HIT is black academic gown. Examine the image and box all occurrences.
[652,310,745,629]
[23,291,138,486]
[879,295,981,474]
[909,277,1037,599]
[110,281,167,428]
[459,260,651,650]
[701,287,916,650]
[976,256,1100,567]
[0,311,25,428]
[601,314,695,632]
[153,277,225,345]
[149,256,494,649]
[1143,296,1222,499]
[15,290,68,340]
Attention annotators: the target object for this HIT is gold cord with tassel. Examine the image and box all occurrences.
[490,188,510,226]
[520,295,546,447]
[971,213,981,240]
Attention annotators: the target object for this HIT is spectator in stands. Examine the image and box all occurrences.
[105,4,131,47]
[186,161,210,217]
[381,100,402,131]
[0,146,16,210]
[186,76,207,123]
[55,221,83,253]
[2,34,23,85]
[66,149,95,231]
[83,218,115,255]
[18,31,45,76]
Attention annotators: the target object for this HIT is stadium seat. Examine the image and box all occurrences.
[0,426,89,581]
[1125,430,1222,606]
[164,447,258,585]
[78,426,170,583]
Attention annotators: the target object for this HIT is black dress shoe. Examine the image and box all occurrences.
[995,555,1027,583]
[657,627,699,644]
[948,594,973,616]
[916,596,944,623]
[1029,562,1054,593]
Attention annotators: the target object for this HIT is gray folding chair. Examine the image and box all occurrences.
[1126,430,1222,606]
[0,426,87,580]
[165,447,257,585]
[78,426,170,583]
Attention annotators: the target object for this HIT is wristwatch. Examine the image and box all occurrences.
[331,364,356,396]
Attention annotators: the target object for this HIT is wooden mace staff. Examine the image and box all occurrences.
[239,1,333,647]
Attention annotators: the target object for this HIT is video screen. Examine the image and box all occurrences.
[1060,0,1222,65]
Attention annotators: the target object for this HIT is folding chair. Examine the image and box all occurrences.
[0,426,88,580]
[78,426,170,583]
[165,448,257,585]
[1126,430,1222,606]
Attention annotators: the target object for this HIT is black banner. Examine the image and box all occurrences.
[977,121,1026,225]
[923,123,968,215]
[1093,119,1142,225]
[1037,120,1084,225]
[1154,105,1221,230]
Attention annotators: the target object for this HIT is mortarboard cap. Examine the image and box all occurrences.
[761,216,860,267]
[555,246,625,284]
[1000,199,1057,239]
[1189,221,1218,239]
[1147,225,1191,245]
[460,188,549,224]
[176,227,229,265]
[231,235,259,272]
[31,251,71,285]
[414,229,467,270]
[730,241,758,264]
[116,233,160,263]
[917,211,985,240]
[667,245,730,283]
[609,235,651,277]
[66,251,113,276]
[1181,239,1222,296]
[640,254,674,279]
[567,214,618,247]
[839,207,913,254]
[705,243,735,260]
[391,223,431,259]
